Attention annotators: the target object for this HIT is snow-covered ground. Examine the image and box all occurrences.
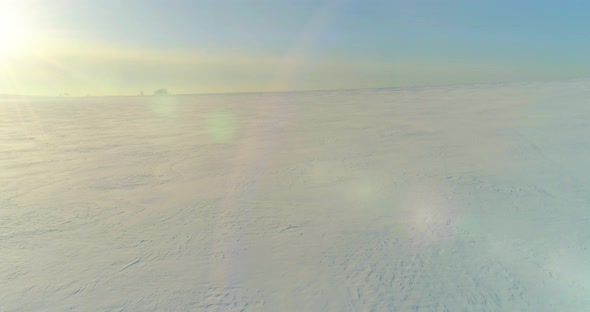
[2,80,590,311]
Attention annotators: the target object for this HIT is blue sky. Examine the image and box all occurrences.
[1,0,590,95]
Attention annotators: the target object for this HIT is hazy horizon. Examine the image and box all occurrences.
[3,77,590,98]
[2,0,590,96]
[0,77,590,98]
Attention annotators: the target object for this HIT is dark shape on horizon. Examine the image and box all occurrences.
[154,88,169,96]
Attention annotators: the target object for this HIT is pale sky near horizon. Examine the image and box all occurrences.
[1,0,589,96]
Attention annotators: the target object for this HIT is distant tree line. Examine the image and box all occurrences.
[154,88,169,96]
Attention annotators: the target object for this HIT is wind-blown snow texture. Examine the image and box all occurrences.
[2,81,590,311]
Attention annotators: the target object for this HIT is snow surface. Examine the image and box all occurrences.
[2,80,590,311]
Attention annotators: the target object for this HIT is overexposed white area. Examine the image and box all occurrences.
[2,80,590,311]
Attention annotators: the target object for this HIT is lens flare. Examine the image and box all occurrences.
[205,111,237,143]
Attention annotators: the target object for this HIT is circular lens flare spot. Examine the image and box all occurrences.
[206,111,236,143]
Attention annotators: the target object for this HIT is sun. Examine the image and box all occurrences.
[0,6,37,57]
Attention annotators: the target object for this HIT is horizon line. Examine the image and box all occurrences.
[2,77,589,99]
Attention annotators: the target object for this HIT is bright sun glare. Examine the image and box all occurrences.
[0,6,36,57]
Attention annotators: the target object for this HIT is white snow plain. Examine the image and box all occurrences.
[1,80,590,311]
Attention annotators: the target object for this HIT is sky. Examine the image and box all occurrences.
[1,0,590,96]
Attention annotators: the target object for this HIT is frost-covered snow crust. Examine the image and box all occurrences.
[2,81,590,311]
